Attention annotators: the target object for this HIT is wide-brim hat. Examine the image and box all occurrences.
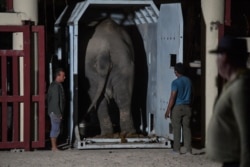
[209,35,249,55]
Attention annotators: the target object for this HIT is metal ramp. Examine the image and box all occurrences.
[76,137,171,149]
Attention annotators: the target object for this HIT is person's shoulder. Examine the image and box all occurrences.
[176,75,188,81]
[182,75,191,82]
[230,73,250,93]
[49,81,60,88]
[172,78,179,83]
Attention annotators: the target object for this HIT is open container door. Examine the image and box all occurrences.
[54,0,163,149]
[54,1,183,149]
[136,16,157,136]
[154,3,183,140]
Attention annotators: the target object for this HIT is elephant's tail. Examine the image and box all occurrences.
[86,55,112,114]
[86,77,107,114]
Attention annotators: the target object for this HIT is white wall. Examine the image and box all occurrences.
[201,0,224,141]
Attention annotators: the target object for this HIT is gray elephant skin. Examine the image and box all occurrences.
[83,18,136,137]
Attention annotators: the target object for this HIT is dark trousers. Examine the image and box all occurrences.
[171,104,192,152]
[222,162,240,167]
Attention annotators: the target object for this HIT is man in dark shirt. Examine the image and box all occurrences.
[47,68,65,151]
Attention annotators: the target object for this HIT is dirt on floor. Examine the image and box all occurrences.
[0,147,221,167]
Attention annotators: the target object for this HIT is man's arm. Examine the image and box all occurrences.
[233,86,250,167]
[165,91,177,118]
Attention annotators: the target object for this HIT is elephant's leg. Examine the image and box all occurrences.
[97,99,113,136]
[114,89,136,134]
[119,108,136,134]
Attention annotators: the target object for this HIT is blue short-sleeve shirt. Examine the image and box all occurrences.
[171,76,192,105]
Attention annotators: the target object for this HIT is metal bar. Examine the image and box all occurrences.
[86,0,156,5]
[82,137,165,143]
[69,25,74,143]
[77,137,171,149]
[134,18,141,25]
[145,6,157,23]
[72,1,89,25]
[22,25,31,151]
[83,0,159,19]
[78,144,170,149]
[177,3,184,63]
[77,142,171,149]
[135,11,146,24]
[12,56,19,142]
[140,9,153,23]
[68,2,85,24]
[55,6,69,26]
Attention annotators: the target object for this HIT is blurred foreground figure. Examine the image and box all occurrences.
[208,36,250,167]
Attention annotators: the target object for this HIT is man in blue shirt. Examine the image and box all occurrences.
[165,63,192,154]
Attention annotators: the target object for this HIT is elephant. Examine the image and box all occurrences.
[83,18,136,137]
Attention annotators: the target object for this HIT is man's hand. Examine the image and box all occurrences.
[165,91,176,119]
[165,110,171,119]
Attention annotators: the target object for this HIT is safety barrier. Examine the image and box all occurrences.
[0,24,45,150]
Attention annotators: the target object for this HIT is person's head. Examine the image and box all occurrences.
[54,68,66,83]
[210,35,249,79]
[174,63,186,77]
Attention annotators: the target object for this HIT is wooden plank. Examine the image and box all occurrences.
[23,25,31,151]
[0,26,28,32]
[0,142,25,148]
[36,26,46,148]
[12,57,20,141]
[0,96,24,102]
[224,0,231,26]
[0,50,24,57]
[1,56,7,142]
[0,25,46,149]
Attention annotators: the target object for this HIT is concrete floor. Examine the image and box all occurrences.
[0,148,221,167]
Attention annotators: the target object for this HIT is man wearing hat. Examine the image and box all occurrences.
[207,36,250,167]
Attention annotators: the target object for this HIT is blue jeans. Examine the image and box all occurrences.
[49,112,61,138]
